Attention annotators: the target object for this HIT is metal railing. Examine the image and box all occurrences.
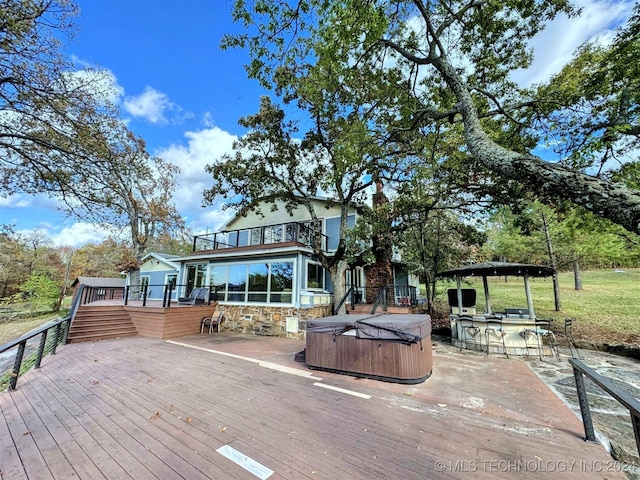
[124,284,213,308]
[192,221,329,252]
[0,316,72,391]
[333,285,356,315]
[333,284,418,315]
[570,358,640,459]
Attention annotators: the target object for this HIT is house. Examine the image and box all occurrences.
[172,198,420,337]
[130,252,180,301]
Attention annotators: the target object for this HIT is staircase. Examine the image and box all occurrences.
[346,304,415,315]
[67,305,138,342]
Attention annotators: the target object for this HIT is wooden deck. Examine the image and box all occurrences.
[0,334,629,479]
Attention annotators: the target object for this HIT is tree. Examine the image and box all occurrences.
[0,0,121,205]
[399,209,485,313]
[532,4,640,175]
[224,0,640,235]
[64,119,184,294]
[203,96,377,312]
[20,273,61,316]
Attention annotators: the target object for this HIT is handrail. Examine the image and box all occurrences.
[569,358,640,458]
[333,285,355,315]
[371,285,388,314]
[0,315,72,391]
[124,283,211,308]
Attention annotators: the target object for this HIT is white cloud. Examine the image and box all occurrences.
[157,125,238,232]
[123,86,177,124]
[68,55,125,105]
[512,0,634,86]
[48,222,111,248]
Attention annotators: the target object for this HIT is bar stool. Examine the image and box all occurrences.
[485,316,508,358]
[522,318,560,361]
[459,315,482,352]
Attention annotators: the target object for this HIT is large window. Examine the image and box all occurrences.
[210,261,294,304]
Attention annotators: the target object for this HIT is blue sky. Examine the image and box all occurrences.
[0,0,635,247]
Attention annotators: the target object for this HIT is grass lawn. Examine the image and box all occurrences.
[0,315,61,346]
[435,268,640,347]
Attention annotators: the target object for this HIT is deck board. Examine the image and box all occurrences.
[0,335,629,479]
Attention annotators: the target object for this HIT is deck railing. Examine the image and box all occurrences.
[192,221,329,252]
[0,316,72,391]
[124,284,213,308]
[570,358,640,459]
[334,284,418,314]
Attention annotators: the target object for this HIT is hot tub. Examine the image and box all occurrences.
[305,314,432,384]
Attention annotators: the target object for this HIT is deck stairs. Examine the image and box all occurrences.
[346,303,415,315]
[67,305,138,342]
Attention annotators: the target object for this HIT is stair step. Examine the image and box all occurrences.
[68,305,138,342]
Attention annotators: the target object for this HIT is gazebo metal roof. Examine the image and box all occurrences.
[437,261,554,279]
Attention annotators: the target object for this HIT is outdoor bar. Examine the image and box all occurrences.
[437,262,556,356]
[305,313,432,384]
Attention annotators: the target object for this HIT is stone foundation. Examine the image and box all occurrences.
[218,305,333,339]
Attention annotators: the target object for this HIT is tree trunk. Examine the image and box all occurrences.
[541,212,562,311]
[573,258,583,291]
[128,267,141,301]
[329,259,350,314]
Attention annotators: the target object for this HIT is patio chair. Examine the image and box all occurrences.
[201,308,223,333]
[177,287,208,305]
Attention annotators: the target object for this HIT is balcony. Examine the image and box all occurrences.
[192,221,328,252]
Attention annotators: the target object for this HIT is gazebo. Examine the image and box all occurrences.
[437,262,555,355]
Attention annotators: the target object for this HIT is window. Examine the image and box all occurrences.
[186,264,207,294]
[227,264,247,302]
[210,261,294,304]
[248,263,268,302]
[270,262,293,303]
[306,262,324,290]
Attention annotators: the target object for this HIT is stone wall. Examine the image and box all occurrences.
[218,304,333,339]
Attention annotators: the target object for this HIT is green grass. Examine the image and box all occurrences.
[435,268,640,344]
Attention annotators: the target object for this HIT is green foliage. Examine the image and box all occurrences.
[485,205,640,269]
[20,273,61,313]
[532,4,640,174]
[224,0,640,234]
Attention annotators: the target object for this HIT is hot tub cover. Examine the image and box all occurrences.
[307,314,431,344]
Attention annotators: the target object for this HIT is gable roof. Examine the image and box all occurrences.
[141,252,180,270]
[71,276,126,288]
